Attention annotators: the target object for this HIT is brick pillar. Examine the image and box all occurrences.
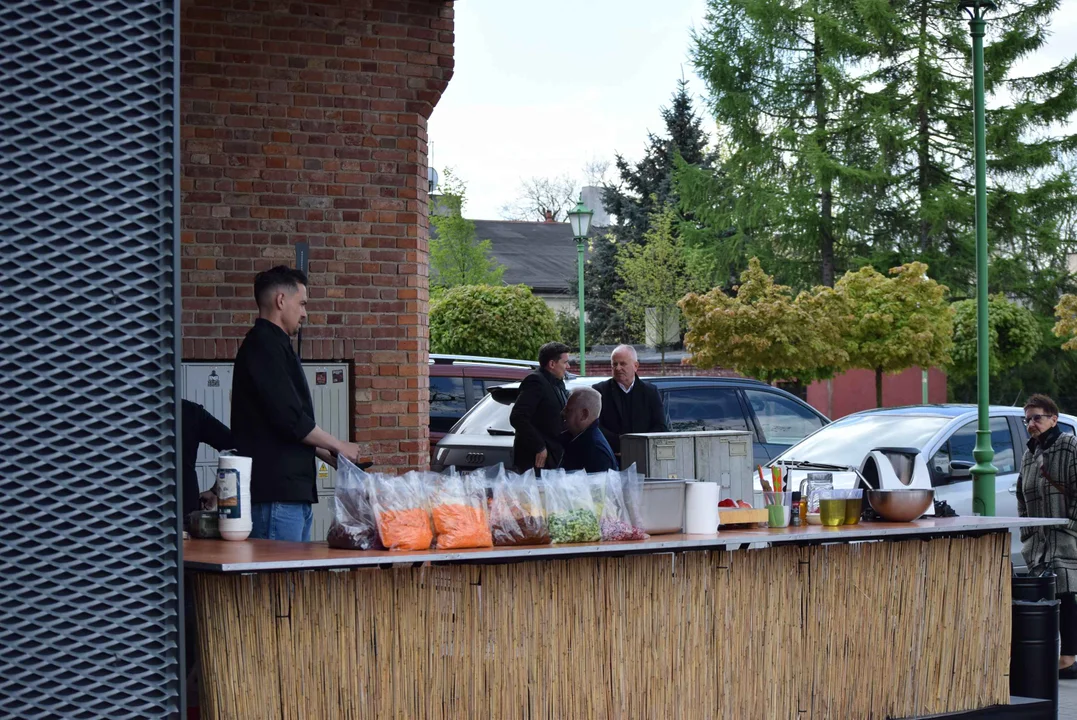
[180,0,454,470]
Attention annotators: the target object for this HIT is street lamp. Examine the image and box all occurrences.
[962,0,997,515]
[567,196,593,375]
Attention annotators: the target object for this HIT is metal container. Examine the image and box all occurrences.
[621,434,695,480]
[640,479,687,534]
[866,488,934,522]
[187,510,220,539]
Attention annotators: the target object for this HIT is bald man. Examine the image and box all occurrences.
[560,387,617,473]
[593,345,668,456]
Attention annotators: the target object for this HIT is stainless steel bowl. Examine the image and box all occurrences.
[866,489,934,522]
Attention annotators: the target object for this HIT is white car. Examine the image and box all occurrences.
[771,404,1077,571]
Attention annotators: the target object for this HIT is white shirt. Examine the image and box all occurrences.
[617,379,635,394]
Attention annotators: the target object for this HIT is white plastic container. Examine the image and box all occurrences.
[216,453,253,541]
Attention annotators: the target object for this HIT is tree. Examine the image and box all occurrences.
[429,171,504,295]
[861,0,1077,301]
[682,0,881,288]
[949,295,1041,383]
[680,258,849,383]
[615,205,698,366]
[604,79,712,247]
[1055,294,1077,351]
[586,79,712,342]
[499,174,579,222]
[836,262,953,407]
[429,285,557,361]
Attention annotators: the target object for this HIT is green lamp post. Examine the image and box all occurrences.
[567,196,594,375]
[962,0,997,515]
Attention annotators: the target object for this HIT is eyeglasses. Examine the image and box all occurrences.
[1023,414,1054,425]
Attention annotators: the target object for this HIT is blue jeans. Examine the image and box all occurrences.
[250,502,313,542]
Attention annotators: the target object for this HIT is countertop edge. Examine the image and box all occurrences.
[184,517,1063,573]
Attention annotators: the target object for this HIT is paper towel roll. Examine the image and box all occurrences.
[217,454,253,541]
[684,481,719,534]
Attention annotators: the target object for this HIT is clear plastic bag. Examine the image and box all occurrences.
[544,469,600,544]
[325,456,384,550]
[599,464,649,541]
[368,470,433,551]
[430,469,493,550]
[489,466,550,546]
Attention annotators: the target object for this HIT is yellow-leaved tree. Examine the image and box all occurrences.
[836,262,953,407]
[679,258,850,383]
[1054,294,1077,350]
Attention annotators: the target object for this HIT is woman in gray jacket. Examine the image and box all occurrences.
[1017,393,1077,679]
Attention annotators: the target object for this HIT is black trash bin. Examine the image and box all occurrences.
[1010,572,1058,715]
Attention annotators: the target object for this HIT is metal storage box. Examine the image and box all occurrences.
[620,433,695,480]
[621,431,754,505]
[640,479,686,534]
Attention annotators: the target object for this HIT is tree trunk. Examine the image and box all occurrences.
[813,25,835,288]
[876,367,884,408]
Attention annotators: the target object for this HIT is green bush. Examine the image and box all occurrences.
[430,284,557,360]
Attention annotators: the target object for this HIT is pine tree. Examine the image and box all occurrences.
[679,0,881,288]
[585,80,712,344]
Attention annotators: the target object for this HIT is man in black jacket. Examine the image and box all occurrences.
[510,341,571,472]
[180,399,233,522]
[593,345,669,457]
[231,265,361,542]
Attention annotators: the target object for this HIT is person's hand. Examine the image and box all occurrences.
[337,441,362,464]
[535,448,548,468]
[198,489,218,512]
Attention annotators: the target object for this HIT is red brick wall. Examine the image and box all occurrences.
[180,0,454,470]
[806,367,948,419]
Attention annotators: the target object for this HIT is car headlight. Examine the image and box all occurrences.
[436,447,448,462]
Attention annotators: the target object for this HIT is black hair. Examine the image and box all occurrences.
[254,265,308,309]
[538,341,571,370]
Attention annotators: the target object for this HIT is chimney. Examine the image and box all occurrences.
[580,186,612,228]
[544,209,555,223]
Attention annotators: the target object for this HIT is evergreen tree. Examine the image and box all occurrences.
[679,0,881,288]
[585,79,711,343]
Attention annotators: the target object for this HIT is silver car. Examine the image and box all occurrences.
[771,404,1077,571]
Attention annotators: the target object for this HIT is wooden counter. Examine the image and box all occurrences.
[184,516,1060,572]
[185,517,1060,720]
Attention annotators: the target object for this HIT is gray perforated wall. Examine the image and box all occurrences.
[0,1,182,717]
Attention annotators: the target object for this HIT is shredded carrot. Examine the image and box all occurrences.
[377,508,433,551]
[432,503,493,550]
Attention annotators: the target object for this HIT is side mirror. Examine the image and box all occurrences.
[948,460,973,479]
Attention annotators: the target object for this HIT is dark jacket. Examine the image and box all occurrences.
[561,422,618,473]
[231,318,318,505]
[181,400,233,519]
[509,368,568,472]
[593,376,669,455]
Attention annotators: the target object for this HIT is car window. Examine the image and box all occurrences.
[743,389,823,445]
[430,376,466,433]
[663,387,748,433]
[1061,423,1075,435]
[450,393,515,435]
[931,418,1015,483]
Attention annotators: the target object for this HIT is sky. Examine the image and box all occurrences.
[427,0,1077,221]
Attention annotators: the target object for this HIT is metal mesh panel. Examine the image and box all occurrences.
[0,1,180,718]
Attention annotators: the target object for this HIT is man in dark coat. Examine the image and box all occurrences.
[510,341,571,472]
[180,399,233,521]
[593,344,669,456]
[561,386,617,473]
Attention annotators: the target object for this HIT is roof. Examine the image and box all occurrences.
[431,219,598,294]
